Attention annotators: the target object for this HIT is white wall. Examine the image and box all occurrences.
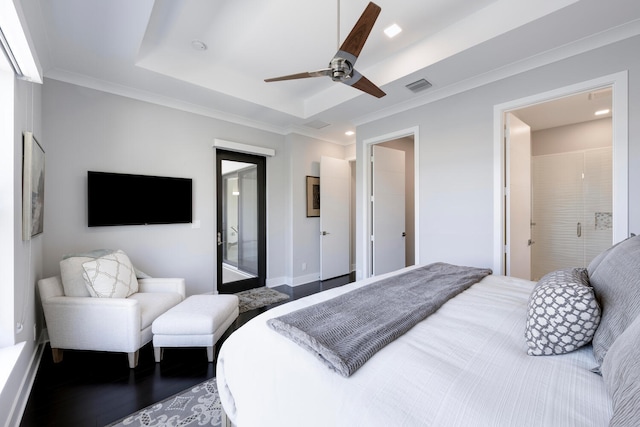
[41,79,348,293]
[532,118,612,156]
[42,79,289,295]
[356,35,640,273]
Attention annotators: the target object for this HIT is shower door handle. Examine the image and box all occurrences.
[217,232,225,246]
[577,222,582,238]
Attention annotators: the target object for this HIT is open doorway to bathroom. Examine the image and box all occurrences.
[497,72,629,279]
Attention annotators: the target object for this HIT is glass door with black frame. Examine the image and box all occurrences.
[216,150,266,293]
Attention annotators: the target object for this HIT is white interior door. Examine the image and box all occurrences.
[506,113,532,280]
[372,145,405,276]
[320,156,350,280]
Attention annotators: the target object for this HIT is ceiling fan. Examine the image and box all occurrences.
[264,2,386,98]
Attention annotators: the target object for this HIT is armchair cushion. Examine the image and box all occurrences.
[129,292,184,330]
[82,250,139,298]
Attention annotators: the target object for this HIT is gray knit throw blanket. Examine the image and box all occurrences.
[267,262,492,377]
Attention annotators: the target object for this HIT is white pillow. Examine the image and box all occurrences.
[60,256,93,297]
[82,250,139,298]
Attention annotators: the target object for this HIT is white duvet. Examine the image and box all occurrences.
[217,267,612,426]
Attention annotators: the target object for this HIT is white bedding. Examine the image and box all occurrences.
[217,267,612,426]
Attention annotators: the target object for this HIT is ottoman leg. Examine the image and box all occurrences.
[154,347,163,363]
[207,346,214,363]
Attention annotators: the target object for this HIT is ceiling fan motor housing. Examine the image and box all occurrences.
[330,57,353,81]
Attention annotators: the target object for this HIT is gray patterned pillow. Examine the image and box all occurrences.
[525,268,601,356]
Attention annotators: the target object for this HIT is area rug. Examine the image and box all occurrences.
[235,286,290,313]
[106,378,222,427]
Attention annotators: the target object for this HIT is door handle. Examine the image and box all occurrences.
[217,232,225,246]
[577,222,582,238]
[528,239,535,246]
[321,231,330,236]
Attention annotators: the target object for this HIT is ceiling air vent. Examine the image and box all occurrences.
[406,78,432,93]
[304,120,331,129]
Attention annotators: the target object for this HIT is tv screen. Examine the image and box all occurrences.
[88,171,192,227]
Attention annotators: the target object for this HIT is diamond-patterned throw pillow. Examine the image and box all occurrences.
[525,268,601,356]
[82,250,139,298]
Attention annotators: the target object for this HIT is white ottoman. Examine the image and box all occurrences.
[152,294,239,362]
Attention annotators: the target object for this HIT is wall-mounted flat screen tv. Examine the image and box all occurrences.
[88,171,192,227]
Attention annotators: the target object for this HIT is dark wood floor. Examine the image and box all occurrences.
[20,274,353,427]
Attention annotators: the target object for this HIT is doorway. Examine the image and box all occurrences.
[216,149,266,293]
[496,72,629,277]
[362,128,418,278]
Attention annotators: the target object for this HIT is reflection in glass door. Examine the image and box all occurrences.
[216,150,266,293]
[222,162,258,277]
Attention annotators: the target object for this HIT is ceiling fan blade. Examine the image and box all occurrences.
[338,2,381,61]
[344,69,386,98]
[265,69,332,82]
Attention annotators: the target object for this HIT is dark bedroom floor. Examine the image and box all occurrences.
[20,274,353,427]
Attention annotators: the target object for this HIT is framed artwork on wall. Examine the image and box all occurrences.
[306,176,320,217]
[22,131,45,240]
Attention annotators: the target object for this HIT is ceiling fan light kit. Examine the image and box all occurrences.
[265,2,386,98]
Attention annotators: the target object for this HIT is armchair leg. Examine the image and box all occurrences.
[51,348,63,363]
[128,351,139,368]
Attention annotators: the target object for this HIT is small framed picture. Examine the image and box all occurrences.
[22,131,45,240]
[306,176,320,217]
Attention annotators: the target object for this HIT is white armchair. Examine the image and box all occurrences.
[38,276,185,368]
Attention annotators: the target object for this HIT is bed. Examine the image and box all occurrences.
[217,237,640,426]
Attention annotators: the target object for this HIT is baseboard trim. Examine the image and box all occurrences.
[290,273,321,287]
[5,339,45,427]
[266,273,321,288]
[265,276,288,287]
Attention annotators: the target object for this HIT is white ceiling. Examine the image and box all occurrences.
[515,87,612,131]
[19,0,640,144]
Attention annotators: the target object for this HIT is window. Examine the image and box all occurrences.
[0,41,15,348]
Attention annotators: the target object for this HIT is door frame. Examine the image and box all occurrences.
[361,126,420,279]
[493,71,629,275]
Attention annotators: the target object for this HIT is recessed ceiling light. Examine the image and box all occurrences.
[384,23,402,38]
[595,109,610,116]
[345,131,355,136]
[191,40,207,51]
